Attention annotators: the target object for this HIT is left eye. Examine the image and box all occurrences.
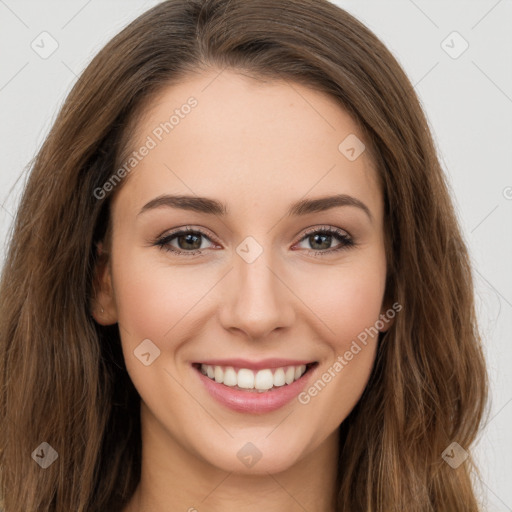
[295,227,353,253]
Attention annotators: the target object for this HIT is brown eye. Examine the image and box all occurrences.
[174,232,203,251]
[295,227,354,255]
[154,228,216,256]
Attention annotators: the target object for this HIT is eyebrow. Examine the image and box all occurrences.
[138,193,373,222]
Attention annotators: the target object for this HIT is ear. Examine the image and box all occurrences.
[91,242,118,325]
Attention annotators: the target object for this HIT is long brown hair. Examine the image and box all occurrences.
[0,1,489,510]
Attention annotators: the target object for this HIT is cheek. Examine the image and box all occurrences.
[112,249,204,341]
[295,254,386,414]
[110,252,199,410]
[303,254,387,346]
[297,271,384,426]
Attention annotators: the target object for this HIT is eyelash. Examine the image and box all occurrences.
[153,225,355,257]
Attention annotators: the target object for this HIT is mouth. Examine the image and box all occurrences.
[191,361,318,393]
[192,360,319,413]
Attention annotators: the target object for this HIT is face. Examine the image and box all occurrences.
[94,69,392,475]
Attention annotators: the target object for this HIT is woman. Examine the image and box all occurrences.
[0,0,488,510]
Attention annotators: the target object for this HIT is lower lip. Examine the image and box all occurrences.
[193,364,318,414]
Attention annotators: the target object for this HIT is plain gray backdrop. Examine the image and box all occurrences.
[1,0,511,510]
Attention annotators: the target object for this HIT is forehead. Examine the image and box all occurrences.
[112,69,382,220]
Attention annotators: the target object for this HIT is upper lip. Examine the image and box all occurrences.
[194,358,316,371]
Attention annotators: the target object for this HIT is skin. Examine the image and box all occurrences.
[93,68,393,512]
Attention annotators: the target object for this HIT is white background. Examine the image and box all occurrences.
[0,1,511,510]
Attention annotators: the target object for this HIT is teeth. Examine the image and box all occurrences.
[273,368,286,387]
[294,366,304,380]
[199,363,309,391]
[214,366,224,383]
[285,366,295,385]
[237,368,254,389]
[223,367,237,387]
[254,369,273,390]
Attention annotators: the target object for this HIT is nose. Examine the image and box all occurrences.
[218,246,296,341]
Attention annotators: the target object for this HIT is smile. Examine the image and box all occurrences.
[197,363,314,392]
[192,360,319,413]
